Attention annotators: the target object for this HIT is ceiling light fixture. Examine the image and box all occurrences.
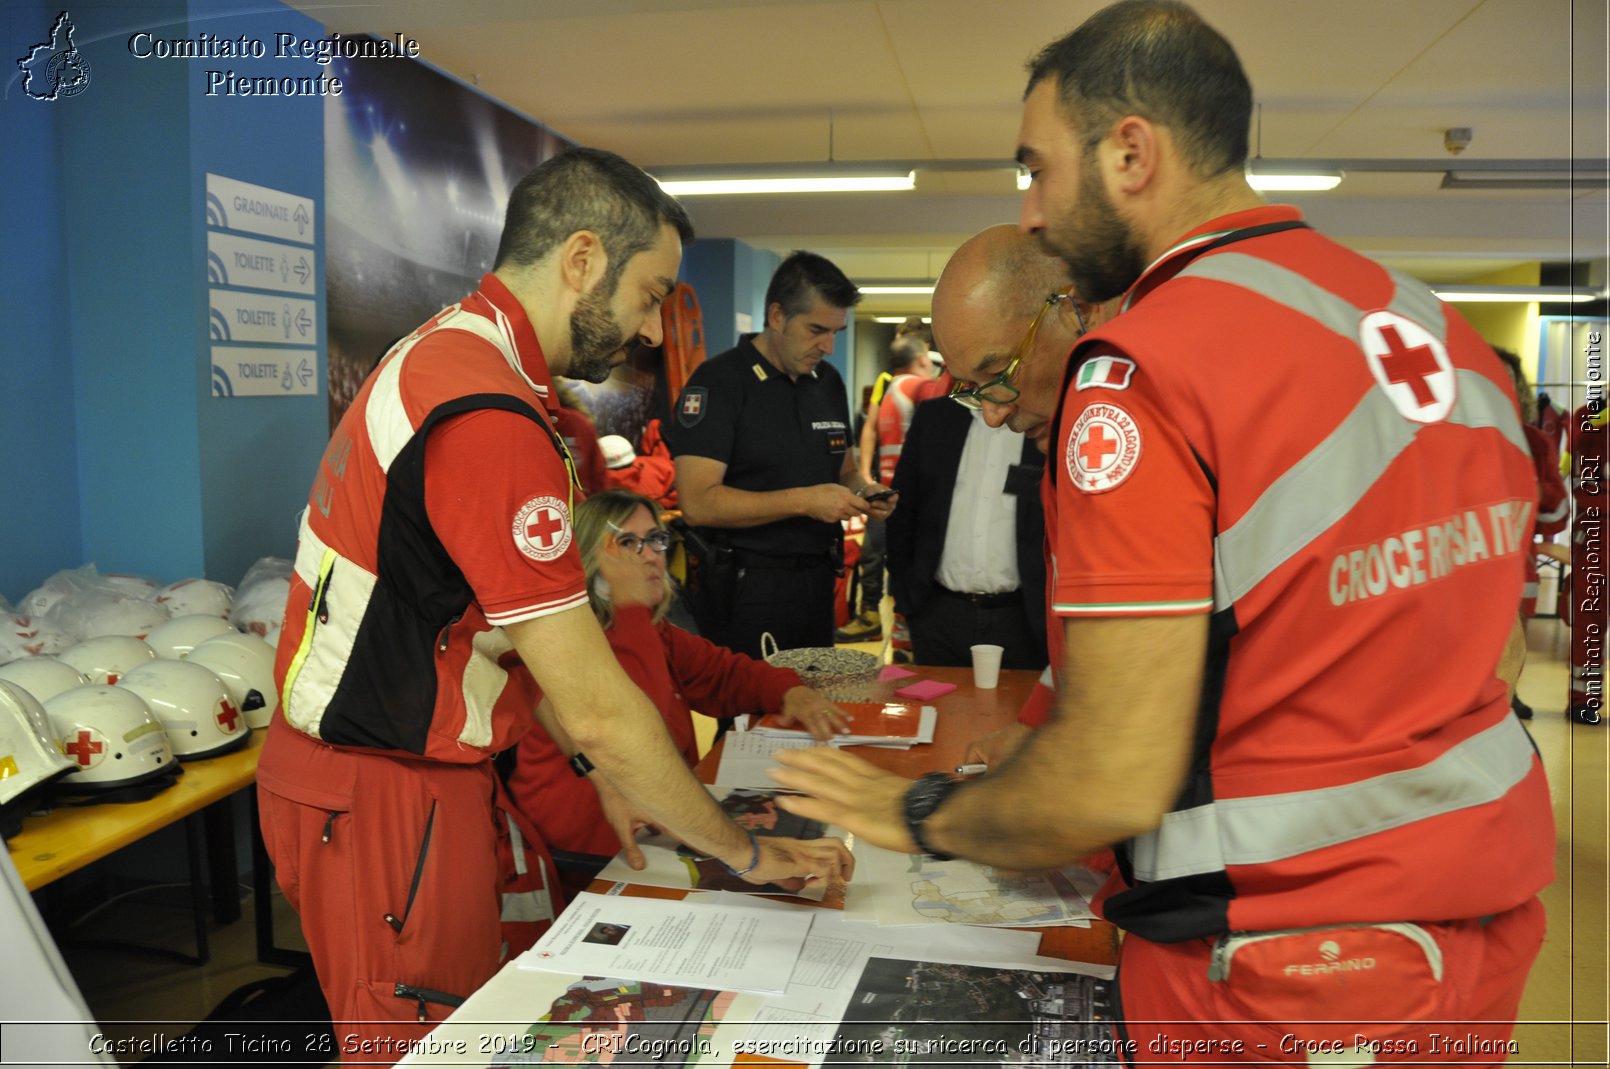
[1245,163,1346,191]
[873,316,932,324]
[859,285,935,295]
[1430,285,1603,303]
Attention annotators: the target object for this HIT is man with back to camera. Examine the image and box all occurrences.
[773,2,1552,1060]
[667,252,898,658]
[258,148,851,1055]
[838,329,936,643]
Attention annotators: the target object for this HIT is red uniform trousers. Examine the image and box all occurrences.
[1114,896,1545,1066]
[258,719,560,1060]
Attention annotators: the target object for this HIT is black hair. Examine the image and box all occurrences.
[1026,0,1251,179]
[764,250,862,320]
[493,147,695,289]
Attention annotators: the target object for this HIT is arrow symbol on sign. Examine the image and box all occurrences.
[294,256,310,285]
[295,308,312,337]
[293,204,310,236]
[298,358,313,387]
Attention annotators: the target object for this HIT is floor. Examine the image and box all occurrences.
[54,614,1607,1067]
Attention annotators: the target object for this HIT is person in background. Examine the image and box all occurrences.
[774,2,1551,1059]
[839,330,936,643]
[1492,347,1569,721]
[599,433,678,507]
[667,252,897,658]
[509,490,847,867]
[259,148,850,1055]
[553,379,610,495]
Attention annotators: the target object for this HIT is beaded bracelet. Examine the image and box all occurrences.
[720,829,761,878]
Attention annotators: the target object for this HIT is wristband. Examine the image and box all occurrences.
[902,771,961,860]
[720,829,761,878]
[568,751,595,778]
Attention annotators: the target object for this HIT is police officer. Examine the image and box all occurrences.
[668,252,897,658]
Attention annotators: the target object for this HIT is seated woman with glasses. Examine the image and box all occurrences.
[507,489,848,866]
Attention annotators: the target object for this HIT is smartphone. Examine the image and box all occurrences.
[863,489,896,503]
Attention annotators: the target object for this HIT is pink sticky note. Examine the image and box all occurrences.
[878,664,917,681]
[893,679,957,700]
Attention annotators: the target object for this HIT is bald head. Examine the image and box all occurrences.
[932,225,1071,350]
[932,225,1109,448]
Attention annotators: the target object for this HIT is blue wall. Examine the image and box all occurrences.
[1,0,82,604]
[0,0,327,602]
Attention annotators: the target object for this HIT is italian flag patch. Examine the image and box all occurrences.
[1076,355,1136,392]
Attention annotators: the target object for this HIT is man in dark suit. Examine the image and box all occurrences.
[887,397,1048,668]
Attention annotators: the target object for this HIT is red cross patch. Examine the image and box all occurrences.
[64,728,106,769]
[1065,402,1142,493]
[513,495,573,562]
[1359,310,1456,423]
[216,699,242,734]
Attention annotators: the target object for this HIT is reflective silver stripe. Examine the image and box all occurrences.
[1540,498,1569,524]
[1177,253,1448,348]
[1130,714,1537,882]
[1174,253,1529,610]
[1213,372,1528,608]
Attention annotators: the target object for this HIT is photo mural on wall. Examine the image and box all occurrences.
[322,41,668,441]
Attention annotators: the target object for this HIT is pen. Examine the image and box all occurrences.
[954,762,988,776]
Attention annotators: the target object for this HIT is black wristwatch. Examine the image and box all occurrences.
[902,772,961,860]
[568,751,595,778]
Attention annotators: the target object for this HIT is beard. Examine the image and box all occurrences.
[567,285,629,383]
[1042,156,1147,304]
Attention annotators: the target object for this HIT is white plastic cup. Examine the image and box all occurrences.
[970,644,1004,689]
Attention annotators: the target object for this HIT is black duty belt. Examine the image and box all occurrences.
[935,584,1020,608]
[734,548,836,570]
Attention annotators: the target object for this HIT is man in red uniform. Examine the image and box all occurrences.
[259,148,850,1057]
[774,3,1551,1062]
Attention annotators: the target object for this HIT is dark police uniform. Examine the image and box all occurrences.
[666,335,851,658]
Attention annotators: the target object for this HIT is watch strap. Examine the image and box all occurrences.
[902,771,959,860]
[568,751,595,778]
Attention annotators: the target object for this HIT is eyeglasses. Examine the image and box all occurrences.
[948,291,1087,410]
[608,522,672,556]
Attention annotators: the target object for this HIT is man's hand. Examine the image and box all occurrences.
[963,722,1031,769]
[802,484,869,523]
[592,774,660,870]
[769,747,919,854]
[858,483,899,521]
[774,687,850,741]
[739,835,856,890]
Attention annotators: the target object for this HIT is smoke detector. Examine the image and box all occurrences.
[1444,127,1473,155]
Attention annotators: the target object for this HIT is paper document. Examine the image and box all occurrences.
[751,701,932,746]
[857,841,1101,927]
[713,729,816,786]
[515,892,814,996]
[596,786,842,901]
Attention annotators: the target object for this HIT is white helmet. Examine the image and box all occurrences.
[43,685,179,795]
[0,681,77,837]
[153,578,234,618]
[0,656,90,703]
[186,632,278,730]
[600,434,638,469]
[57,636,158,686]
[145,615,236,660]
[0,614,71,663]
[118,660,250,760]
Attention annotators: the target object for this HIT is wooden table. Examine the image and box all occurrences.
[6,731,294,965]
[613,664,1119,967]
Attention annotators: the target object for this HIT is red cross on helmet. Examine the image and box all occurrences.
[42,685,178,796]
[118,659,251,761]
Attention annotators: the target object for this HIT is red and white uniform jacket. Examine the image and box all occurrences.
[1044,207,1553,942]
[508,605,799,855]
[874,373,928,484]
[273,276,584,764]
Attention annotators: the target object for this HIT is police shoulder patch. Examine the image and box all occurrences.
[678,386,708,427]
[1064,401,1142,494]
